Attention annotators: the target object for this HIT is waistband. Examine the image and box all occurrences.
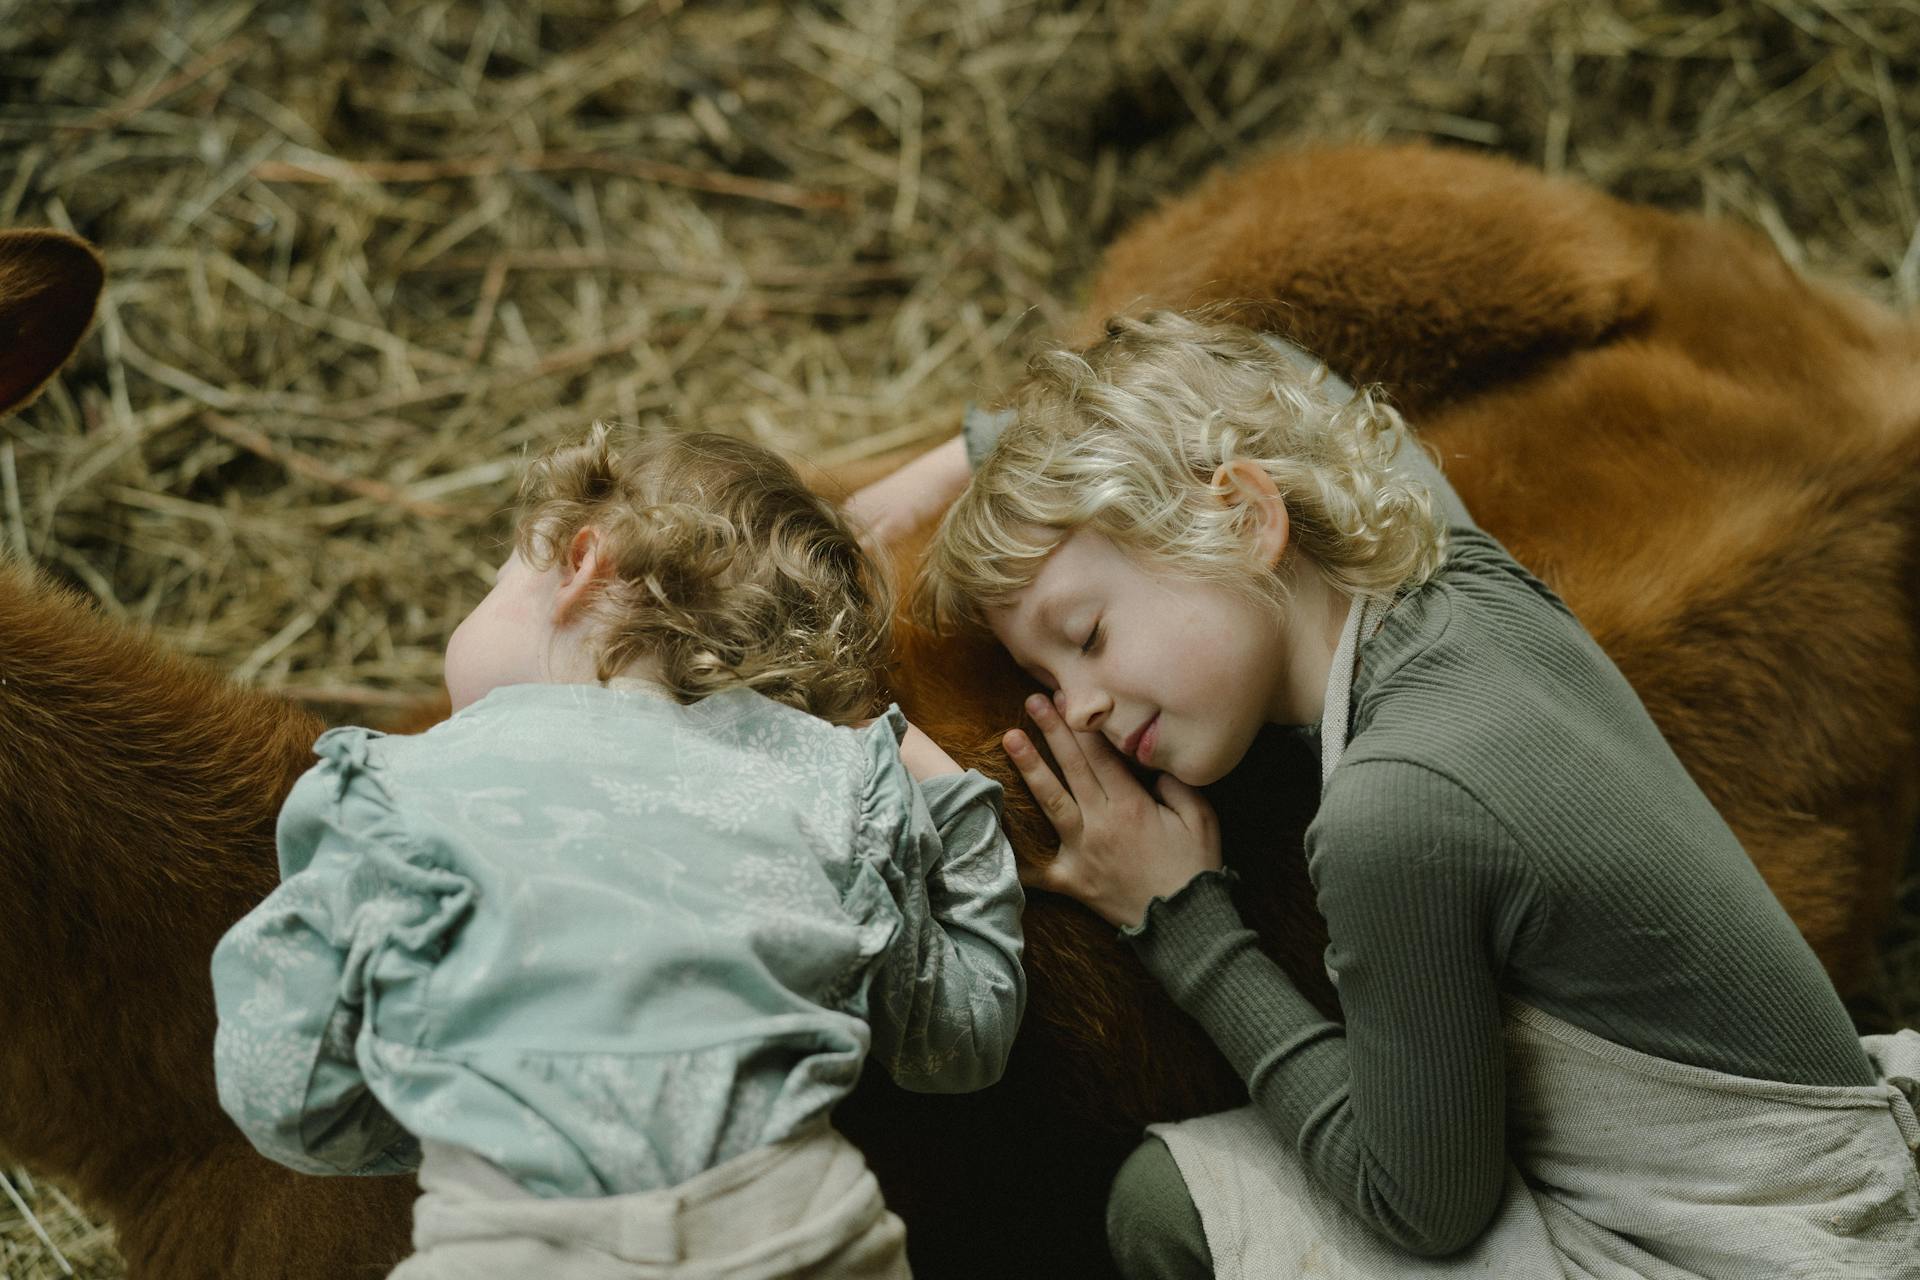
[412,1122,885,1267]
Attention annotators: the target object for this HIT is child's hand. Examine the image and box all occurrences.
[898,720,963,781]
[1003,693,1221,929]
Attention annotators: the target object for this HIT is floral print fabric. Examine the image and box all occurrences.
[211,682,1025,1198]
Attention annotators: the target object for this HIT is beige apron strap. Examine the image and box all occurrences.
[1890,1092,1920,1156]
[1320,594,1391,787]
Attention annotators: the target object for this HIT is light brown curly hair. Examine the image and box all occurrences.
[514,424,892,726]
[914,310,1448,635]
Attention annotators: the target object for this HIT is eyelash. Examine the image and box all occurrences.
[1079,622,1102,655]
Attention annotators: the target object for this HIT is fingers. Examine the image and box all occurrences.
[1017,845,1090,903]
[1002,728,1082,839]
[1024,695,1107,801]
[1057,697,1143,793]
[1154,773,1217,834]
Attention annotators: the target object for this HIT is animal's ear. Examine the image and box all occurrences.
[0,229,105,416]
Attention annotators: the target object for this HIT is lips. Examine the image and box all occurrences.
[1121,715,1159,765]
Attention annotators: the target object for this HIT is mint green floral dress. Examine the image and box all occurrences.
[210,681,1026,1199]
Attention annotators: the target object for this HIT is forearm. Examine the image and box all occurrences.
[892,434,971,504]
[1126,872,1348,1145]
[211,832,422,1177]
[923,771,1027,1045]
[843,435,971,549]
[1126,871,1503,1257]
[878,771,1026,1091]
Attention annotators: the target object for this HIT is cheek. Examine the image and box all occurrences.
[1169,618,1267,708]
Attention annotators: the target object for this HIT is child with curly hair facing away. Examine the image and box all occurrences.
[914,311,1920,1280]
[213,426,1025,1280]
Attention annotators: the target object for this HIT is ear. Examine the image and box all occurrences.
[551,526,611,626]
[1212,460,1289,567]
[0,230,105,417]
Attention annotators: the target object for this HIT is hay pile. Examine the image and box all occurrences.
[2,0,1916,1273]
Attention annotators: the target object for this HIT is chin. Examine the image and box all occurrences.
[1169,758,1229,788]
[1172,734,1261,789]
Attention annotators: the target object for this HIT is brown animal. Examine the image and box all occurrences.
[0,230,419,1274]
[1,140,1917,1278]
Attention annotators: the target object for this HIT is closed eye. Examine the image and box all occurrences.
[1079,621,1102,656]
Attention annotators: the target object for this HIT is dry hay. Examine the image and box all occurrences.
[2,0,1917,1273]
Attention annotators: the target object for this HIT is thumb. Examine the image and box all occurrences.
[1154,772,1205,823]
[1018,852,1068,893]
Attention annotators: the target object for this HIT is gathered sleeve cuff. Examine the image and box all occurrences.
[857,707,1026,1093]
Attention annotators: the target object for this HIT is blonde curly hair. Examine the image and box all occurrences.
[515,424,891,726]
[914,310,1448,633]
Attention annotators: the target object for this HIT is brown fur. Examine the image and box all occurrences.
[0,558,415,1275]
[2,142,1918,1278]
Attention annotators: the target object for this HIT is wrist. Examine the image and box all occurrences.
[1121,868,1256,1011]
[898,722,962,780]
[863,437,969,540]
[1119,866,1241,940]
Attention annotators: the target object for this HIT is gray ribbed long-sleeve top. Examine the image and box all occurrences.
[1126,526,1874,1257]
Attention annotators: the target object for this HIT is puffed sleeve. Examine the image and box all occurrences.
[858,707,1026,1092]
[210,727,469,1176]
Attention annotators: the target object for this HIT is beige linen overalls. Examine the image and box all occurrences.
[1148,595,1920,1280]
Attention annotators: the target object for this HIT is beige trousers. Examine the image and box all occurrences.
[388,1125,911,1280]
[1151,1003,1920,1280]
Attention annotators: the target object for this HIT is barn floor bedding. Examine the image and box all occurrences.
[2,0,1917,1274]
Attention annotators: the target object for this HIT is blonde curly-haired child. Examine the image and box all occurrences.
[213,426,1025,1280]
[909,311,1919,1280]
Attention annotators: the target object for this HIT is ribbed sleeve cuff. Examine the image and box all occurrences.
[1122,866,1349,1126]
[1120,867,1239,955]
[1122,870,1294,1020]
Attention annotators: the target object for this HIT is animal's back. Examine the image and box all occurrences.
[0,554,418,1275]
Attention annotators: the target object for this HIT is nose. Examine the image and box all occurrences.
[1054,685,1112,733]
